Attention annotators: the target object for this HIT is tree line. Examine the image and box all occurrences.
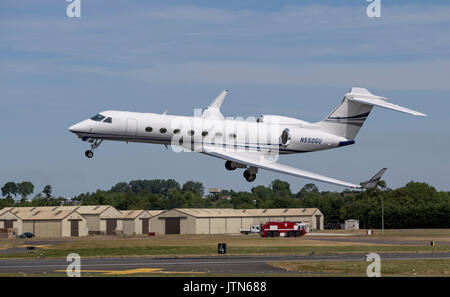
[1,179,449,228]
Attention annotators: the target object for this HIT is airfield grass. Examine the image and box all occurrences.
[315,229,450,242]
[1,230,449,259]
[1,242,449,259]
[2,245,449,259]
[269,259,450,277]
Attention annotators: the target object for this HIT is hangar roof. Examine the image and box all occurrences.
[76,205,112,214]
[237,208,320,216]
[148,210,165,217]
[175,208,251,218]
[0,207,13,216]
[13,209,83,221]
[1,205,120,218]
[120,210,147,219]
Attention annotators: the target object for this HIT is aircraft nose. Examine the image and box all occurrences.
[68,122,89,134]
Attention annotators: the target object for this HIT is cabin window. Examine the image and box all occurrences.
[229,133,236,139]
[188,130,195,136]
[160,128,167,134]
[173,129,181,134]
[202,131,208,137]
[90,114,105,121]
[103,117,112,123]
[145,127,153,132]
[215,132,223,138]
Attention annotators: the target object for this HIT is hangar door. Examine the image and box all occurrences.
[4,220,14,229]
[35,221,61,237]
[165,218,180,234]
[141,218,149,234]
[70,220,79,237]
[106,219,117,235]
[315,215,322,230]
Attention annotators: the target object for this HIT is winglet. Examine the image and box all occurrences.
[202,89,228,120]
[362,168,387,189]
[208,89,228,109]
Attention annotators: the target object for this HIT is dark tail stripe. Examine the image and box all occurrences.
[328,111,371,120]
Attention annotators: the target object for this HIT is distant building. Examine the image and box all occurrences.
[0,207,88,237]
[345,219,360,230]
[150,208,324,234]
[120,210,164,235]
[0,205,123,237]
[208,188,222,194]
[76,205,123,235]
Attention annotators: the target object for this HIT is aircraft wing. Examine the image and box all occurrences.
[201,146,385,189]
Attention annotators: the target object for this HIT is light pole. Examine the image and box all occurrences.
[381,195,384,234]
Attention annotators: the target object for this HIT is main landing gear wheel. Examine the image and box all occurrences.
[243,170,256,182]
[225,160,237,171]
[85,150,94,158]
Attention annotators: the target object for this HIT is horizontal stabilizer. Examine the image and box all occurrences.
[349,96,427,117]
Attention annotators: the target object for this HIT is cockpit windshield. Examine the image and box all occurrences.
[90,114,105,121]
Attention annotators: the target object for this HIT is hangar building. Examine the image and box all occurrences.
[237,208,324,231]
[0,207,88,237]
[152,208,254,235]
[76,205,123,235]
[151,208,323,235]
[121,210,165,235]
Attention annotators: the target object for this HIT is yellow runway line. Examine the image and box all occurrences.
[55,268,204,275]
[17,245,52,249]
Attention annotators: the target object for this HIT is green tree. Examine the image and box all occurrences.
[270,179,291,197]
[1,182,17,198]
[43,185,52,199]
[110,182,130,193]
[182,181,204,196]
[297,183,319,197]
[17,181,34,199]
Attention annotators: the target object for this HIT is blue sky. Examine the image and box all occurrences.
[1,0,449,197]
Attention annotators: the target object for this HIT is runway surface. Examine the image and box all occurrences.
[1,253,449,275]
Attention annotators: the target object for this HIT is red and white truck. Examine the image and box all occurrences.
[260,221,307,237]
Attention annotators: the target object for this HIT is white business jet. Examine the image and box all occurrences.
[68,88,426,189]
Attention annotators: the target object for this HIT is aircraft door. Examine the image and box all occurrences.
[126,119,138,137]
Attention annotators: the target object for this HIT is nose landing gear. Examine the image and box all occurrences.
[84,139,102,159]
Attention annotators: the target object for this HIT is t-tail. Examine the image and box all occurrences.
[317,87,426,140]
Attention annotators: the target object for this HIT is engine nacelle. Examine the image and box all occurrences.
[280,128,292,147]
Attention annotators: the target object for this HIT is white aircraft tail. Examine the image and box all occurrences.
[317,87,426,140]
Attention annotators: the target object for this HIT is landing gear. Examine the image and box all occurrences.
[85,150,94,158]
[225,161,258,182]
[243,168,257,182]
[225,160,237,171]
[84,139,102,159]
